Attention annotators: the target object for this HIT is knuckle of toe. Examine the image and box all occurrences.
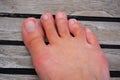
[26,37,42,48]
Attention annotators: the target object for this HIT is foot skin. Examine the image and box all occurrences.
[22,12,110,80]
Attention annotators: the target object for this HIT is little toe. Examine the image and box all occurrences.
[22,18,46,55]
[85,28,99,46]
[41,13,59,44]
[68,19,86,40]
[55,12,70,38]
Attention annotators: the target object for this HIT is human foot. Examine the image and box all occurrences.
[22,12,110,80]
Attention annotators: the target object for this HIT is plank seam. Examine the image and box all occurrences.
[0,68,119,77]
[0,13,120,22]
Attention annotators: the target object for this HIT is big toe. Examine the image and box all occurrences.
[22,18,46,55]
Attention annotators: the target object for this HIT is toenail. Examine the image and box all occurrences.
[25,20,35,32]
[69,19,77,25]
[42,14,48,20]
[57,12,65,18]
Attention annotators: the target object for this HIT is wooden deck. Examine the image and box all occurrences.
[0,0,120,80]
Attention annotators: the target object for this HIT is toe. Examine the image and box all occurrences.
[41,13,59,44]
[68,19,86,40]
[85,28,99,46]
[55,12,70,38]
[22,18,46,55]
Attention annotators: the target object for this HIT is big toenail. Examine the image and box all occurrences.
[25,20,35,32]
[57,12,65,18]
[69,19,77,25]
[43,14,48,20]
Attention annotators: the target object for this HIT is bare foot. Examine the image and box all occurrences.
[22,12,110,80]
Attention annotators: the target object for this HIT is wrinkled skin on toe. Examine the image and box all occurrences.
[22,12,110,80]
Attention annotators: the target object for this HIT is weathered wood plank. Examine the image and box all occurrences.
[0,74,39,80]
[0,0,120,17]
[0,45,120,71]
[0,56,33,68]
[110,78,120,80]
[0,17,120,44]
[0,46,29,57]
[0,74,119,80]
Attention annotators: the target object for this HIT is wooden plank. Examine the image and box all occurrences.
[0,45,33,68]
[0,56,33,68]
[0,45,29,57]
[0,17,120,44]
[0,45,120,71]
[0,74,119,80]
[0,74,39,80]
[110,78,120,80]
[103,49,120,71]
[0,0,120,17]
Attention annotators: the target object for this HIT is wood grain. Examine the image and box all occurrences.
[0,0,120,17]
[0,74,119,80]
[0,74,39,80]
